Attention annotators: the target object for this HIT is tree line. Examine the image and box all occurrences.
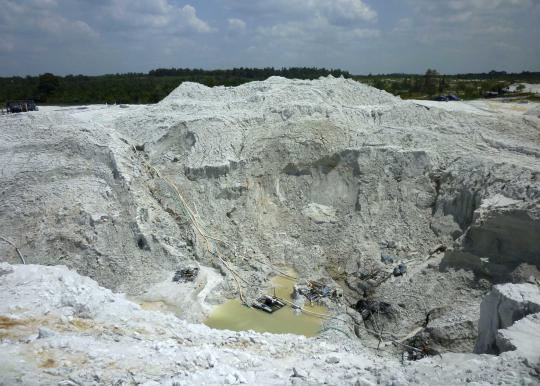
[0,67,351,105]
[2,67,538,105]
[356,70,540,100]
[148,67,351,79]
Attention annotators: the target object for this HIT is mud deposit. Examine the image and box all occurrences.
[205,274,326,337]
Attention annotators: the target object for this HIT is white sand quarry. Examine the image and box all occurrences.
[508,83,540,94]
[1,77,539,385]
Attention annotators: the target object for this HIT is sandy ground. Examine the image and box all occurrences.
[1,263,539,386]
[411,98,539,117]
[508,83,540,94]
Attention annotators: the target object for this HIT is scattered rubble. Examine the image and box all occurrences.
[380,255,395,264]
[353,299,393,321]
[293,280,341,304]
[1,263,538,385]
[392,263,407,277]
[172,267,200,283]
[429,244,447,256]
[401,334,441,362]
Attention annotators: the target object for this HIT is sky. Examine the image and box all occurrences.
[1,0,539,76]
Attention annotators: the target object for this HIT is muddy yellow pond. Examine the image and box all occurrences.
[204,274,327,337]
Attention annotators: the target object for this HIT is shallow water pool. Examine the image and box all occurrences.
[204,273,327,337]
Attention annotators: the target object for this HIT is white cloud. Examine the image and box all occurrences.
[383,0,540,73]
[246,0,378,50]
[0,0,215,74]
[410,0,534,15]
[180,4,213,33]
[29,0,58,7]
[401,0,535,38]
[228,18,247,31]
[0,0,212,37]
[0,0,99,39]
[351,28,380,39]
[103,1,212,33]
[447,0,533,11]
[225,0,377,25]
[256,16,380,46]
[36,16,99,38]
[1,0,538,75]
[318,0,377,24]
[221,0,381,70]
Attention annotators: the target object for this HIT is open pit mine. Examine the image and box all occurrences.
[1,77,539,385]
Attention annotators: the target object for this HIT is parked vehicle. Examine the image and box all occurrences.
[434,95,448,102]
[5,100,38,113]
[446,94,461,101]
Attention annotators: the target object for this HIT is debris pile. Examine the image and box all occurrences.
[380,255,395,264]
[293,280,342,304]
[392,263,407,277]
[354,299,393,321]
[402,334,441,362]
[172,267,199,283]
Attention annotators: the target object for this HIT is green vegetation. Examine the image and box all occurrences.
[355,70,540,100]
[1,67,539,105]
[0,67,351,105]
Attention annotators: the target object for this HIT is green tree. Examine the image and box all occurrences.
[37,73,60,101]
[373,78,385,90]
[424,69,439,96]
[439,76,446,93]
